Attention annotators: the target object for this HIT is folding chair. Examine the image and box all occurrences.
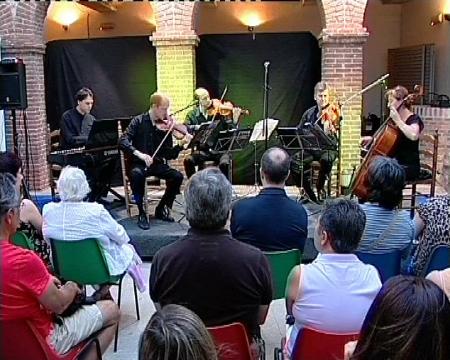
[12,230,34,250]
[274,328,358,360]
[50,238,140,352]
[424,245,450,276]
[1,319,101,360]
[355,250,401,283]
[263,249,302,299]
[208,322,253,360]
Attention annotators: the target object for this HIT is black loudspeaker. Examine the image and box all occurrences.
[0,59,28,110]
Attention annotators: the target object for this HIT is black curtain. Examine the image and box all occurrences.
[45,36,157,130]
[196,32,321,184]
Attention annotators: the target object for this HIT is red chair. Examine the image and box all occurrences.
[208,322,253,360]
[1,319,101,360]
[292,328,358,360]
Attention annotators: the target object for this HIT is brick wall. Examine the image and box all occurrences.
[317,0,369,190]
[413,105,450,192]
[1,2,49,190]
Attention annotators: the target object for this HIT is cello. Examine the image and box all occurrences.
[350,85,422,200]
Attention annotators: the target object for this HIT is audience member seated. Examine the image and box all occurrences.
[231,147,308,252]
[150,168,273,342]
[345,275,450,360]
[408,196,450,276]
[139,304,218,360]
[0,152,50,266]
[285,198,381,358]
[0,173,119,357]
[357,156,413,258]
[426,267,450,299]
[43,166,146,298]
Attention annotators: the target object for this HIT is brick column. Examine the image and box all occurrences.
[318,0,369,189]
[0,2,50,190]
[150,2,198,121]
[319,33,368,183]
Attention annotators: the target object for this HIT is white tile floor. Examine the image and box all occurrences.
[103,262,287,360]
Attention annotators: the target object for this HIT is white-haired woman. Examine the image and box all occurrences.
[42,166,145,299]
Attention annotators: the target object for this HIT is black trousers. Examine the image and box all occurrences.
[130,163,183,209]
[183,150,230,180]
[291,149,337,193]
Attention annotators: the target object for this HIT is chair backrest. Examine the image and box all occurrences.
[208,322,252,360]
[12,231,34,251]
[264,249,301,299]
[2,319,56,360]
[425,245,450,276]
[419,129,439,196]
[50,238,112,285]
[355,250,401,283]
[292,328,358,360]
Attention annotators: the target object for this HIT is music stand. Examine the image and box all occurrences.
[187,122,212,150]
[277,127,321,202]
[212,128,252,182]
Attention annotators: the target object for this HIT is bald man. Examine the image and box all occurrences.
[231,147,308,251]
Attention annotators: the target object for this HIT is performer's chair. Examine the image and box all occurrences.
[47,124,62,200]
[118,121,165,217]
[403,129,439,217]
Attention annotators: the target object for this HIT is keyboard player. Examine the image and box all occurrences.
[54,87,116,202]
[60,87,96,150]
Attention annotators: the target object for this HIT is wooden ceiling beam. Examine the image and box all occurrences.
[79,2,117,13]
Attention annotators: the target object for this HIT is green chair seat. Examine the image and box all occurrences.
[13,231,34,251]
[264,249,302,300]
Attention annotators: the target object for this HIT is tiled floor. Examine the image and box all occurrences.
[103,263,287,359]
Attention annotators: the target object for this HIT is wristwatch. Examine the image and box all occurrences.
[286,314,295,325]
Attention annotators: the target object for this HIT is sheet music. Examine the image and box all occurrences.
[250,118,279,142]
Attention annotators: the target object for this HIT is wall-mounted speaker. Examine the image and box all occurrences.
[0,59,28,110]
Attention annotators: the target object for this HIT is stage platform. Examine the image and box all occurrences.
[106,185,322,261]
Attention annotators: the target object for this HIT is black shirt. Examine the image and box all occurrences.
[118,112,182,166]
[231,188,308,252]
[394,113,424,172]
[60,108,95,150]
[297,105,338,150]
[149,228,273,336]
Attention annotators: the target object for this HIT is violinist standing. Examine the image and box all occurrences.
[361,85,424,181]
[292,81,338,203]
[119,92,191,230]
[184,87,241,179]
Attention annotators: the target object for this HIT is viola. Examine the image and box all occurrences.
[206,99,250,118]
[320,104,341,134]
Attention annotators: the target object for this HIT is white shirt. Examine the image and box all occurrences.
[286,253,381,355]
[42,201,134,275]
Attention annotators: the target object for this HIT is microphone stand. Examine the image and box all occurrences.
[263,61,271,150]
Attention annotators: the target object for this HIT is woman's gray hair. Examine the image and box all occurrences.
[184,168,232,230]
[0,173,20,219]
[57,166,90,202]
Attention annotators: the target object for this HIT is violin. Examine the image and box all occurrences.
[155,116,189,140]
[206,99,250,118]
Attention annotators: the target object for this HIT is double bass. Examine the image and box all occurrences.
[350,85,422,200]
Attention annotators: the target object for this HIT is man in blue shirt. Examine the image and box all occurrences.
[231,147,308,252]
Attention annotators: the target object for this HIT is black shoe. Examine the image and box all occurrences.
[137,213,150,230]
[155,205,175,222]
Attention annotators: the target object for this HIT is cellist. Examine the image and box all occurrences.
[361,85,424,181]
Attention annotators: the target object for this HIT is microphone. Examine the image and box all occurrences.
[264,61,270,68]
